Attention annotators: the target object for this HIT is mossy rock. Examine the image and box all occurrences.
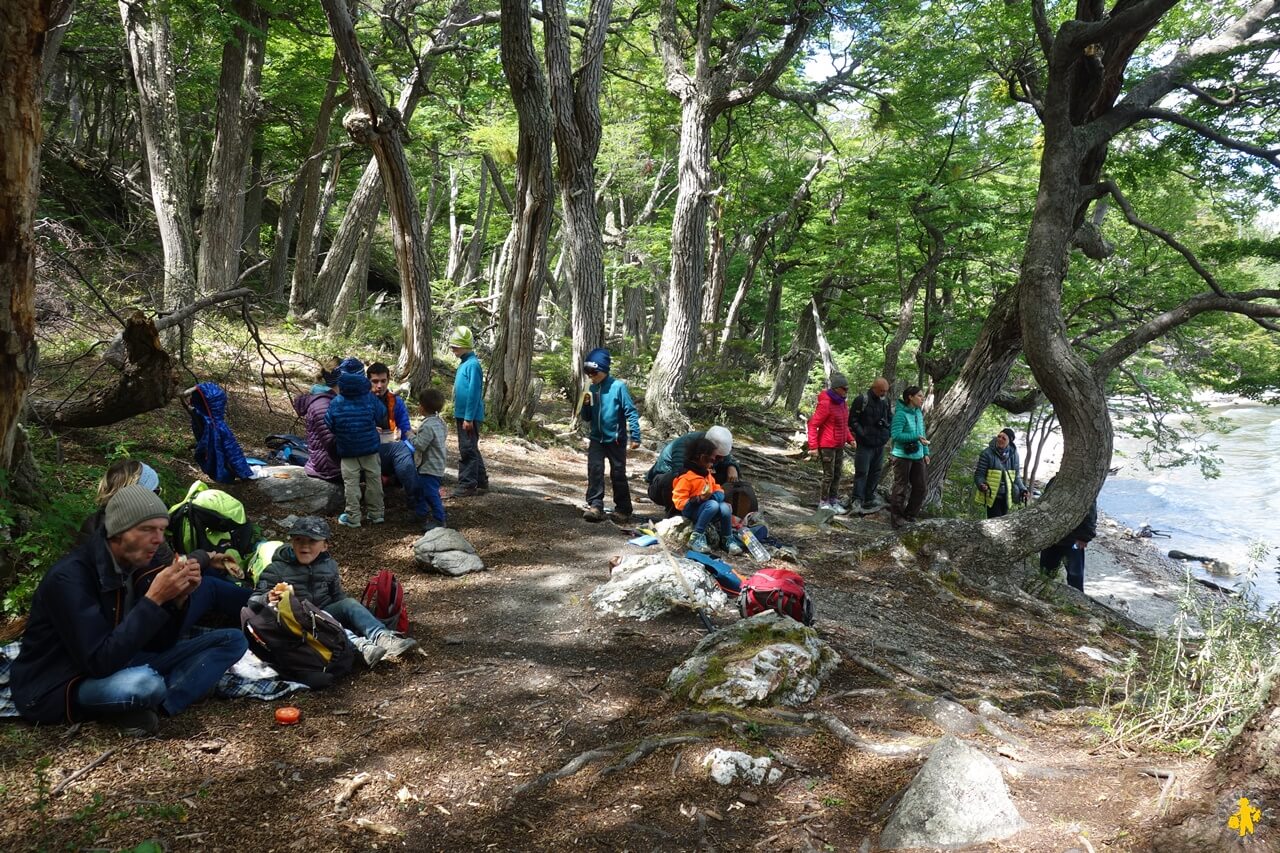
[667,612,840,707]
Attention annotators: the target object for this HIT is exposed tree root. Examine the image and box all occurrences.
[601,735,706,775]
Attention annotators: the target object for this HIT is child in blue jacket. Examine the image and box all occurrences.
[579,348,641,524]
[324,358,386,527]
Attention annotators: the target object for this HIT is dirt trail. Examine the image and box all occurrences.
[0,395,1200,851]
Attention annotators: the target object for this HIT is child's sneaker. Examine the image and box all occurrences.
[422,518,444,532]
[831,501,849,516]
[338,513,361,528]
[726,538,745,557]
[375,632,419,659]
[688,532,711,554]
[353,637,386,668]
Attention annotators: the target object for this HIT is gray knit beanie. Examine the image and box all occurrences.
[104,484,170,538]
[830,372,849,390]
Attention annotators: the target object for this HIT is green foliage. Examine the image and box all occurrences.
[0,466,98,616]
[1101,547,1280,754]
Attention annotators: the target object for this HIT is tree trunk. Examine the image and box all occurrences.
[118,0,196,354]
[320,0,434,387]
[701,199,728,330]
[461,161,491,285]
[544,0,612,407]
[0,0,48,472]
[765,281,832,412]
[242,143,264,257]
[485,0,554,428]
[266,169,302,299]
[311,0,466,333]
[646,97,713,430]
[329,214,376,337]
[40,0,73,86]
[196,0,265,297]
[289,52,343,315]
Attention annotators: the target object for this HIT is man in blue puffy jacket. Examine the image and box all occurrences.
[325,357,386,526]
[579,348,642,523]
[449,327,489,497]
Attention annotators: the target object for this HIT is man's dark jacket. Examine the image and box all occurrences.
[12,523,202,724]
[850,389,893,448]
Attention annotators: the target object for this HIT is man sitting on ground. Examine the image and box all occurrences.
[12,485,248,734]
[645,426,754,518]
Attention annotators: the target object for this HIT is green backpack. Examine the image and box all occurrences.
[169,481,259,582]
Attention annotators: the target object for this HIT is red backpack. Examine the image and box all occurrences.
[739,567,815,625]
[361,570,409,633]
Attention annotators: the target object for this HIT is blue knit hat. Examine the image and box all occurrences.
[339,356,365,374]
[583,348,611,375]
[137,463,160,492]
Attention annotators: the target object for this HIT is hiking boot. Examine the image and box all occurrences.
[688,532,711,554]
[104,707,160,736]
[375,632,419,659]
[369,516,385,525]
[338,513,361,528]
[450,486,480,499]
[354,637,387,668]
[609,511,632,525]
[726,538,745,557]
[583,505,606,522]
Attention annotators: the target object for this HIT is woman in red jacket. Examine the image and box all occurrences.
[807,373,856,512]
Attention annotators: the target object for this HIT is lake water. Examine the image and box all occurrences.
[1095,401,1280,604]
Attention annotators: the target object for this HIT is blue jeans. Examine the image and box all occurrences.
[181,576,252,634]
[683,498,731,539]
[852,444,885,506]
[74,628,247,718]
[379,440,419,504]
[324,597,386,639]
[415,473,447,524]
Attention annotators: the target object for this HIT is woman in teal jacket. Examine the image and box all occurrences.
[889,385,929,527]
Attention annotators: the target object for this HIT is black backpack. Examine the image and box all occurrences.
[265,433,310,466]
[241,593,355,689]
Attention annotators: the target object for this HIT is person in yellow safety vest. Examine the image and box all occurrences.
[973,428,1028,518]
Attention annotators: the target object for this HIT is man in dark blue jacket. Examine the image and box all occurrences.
[12,486,247,734]
[1038,478,1099,592]
[579,348,642,523]
[367,361,420,512]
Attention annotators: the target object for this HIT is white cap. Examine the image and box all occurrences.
[705,425,733,457]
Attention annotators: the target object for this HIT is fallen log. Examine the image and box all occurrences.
[25,312,178,429]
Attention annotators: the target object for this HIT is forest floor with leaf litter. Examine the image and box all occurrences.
[0,377,1209,852]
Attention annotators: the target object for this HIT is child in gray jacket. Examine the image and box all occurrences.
[412,388,448,531]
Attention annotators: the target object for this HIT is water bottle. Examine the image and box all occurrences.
[739,526,770,562]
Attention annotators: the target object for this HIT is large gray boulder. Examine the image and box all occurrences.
[666,611,840,707]
[413,528,485,576]
[879,735,1024,849]
[254,466,343,514]
[590,554,728,621]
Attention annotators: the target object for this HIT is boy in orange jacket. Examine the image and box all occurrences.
[671,438,743,556]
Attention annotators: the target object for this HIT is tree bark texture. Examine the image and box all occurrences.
[266,168,302,298]
[288,52,344,314]
[320,0,434,388]
[311,0,467,336]
[0,0,49,472]
[118,0,196,351]
[26,313,177,429]
[196,0,265,297]
[646,0,821,429]
[486,0,555,428]
[329,215,376,337]
[647,96,713,431]
[544,0,613,406]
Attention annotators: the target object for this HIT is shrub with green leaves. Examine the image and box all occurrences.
[1101,547,1280,754]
